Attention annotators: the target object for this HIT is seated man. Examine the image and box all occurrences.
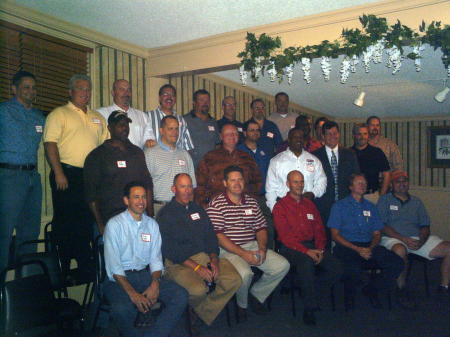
[273,170,342,325]
[157,173,241,326]
[207,165,290,319]
[103,181,188,337]
[378,170,450,296]
[327,173,404,310]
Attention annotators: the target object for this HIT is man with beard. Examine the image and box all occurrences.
[184,89,220,169]
[268,92,298,141]
[84,110,154,234]
[98,79,153,149]
[146,84,194,151]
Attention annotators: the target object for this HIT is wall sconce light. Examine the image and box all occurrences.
[434,86,449,103]
[353,91,366,107]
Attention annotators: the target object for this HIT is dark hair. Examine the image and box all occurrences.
[348,173,366,187]
[295,115,310,127]
[275,92,289,101]
[366,115,380,124]
[222,96,236,106]
[314,117,328,130]
[123,181,147,197]
[288,127,305,139]
[160,115,178,128]
[159,84,177,97]
[223,165,243,181]
[250,98,265,109]
[173,173,192,185]
[193,89,210,102]
[352,123,368,135]
[12,71,36,87]
[243,120,259,132]
[322,121,339,134]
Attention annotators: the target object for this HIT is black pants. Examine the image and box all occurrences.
[333,242,404,296]
[280,242,342,309]
[50,164,94,276]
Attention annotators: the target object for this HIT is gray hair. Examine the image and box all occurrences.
[352,123,368,135]
[69,74,91,90]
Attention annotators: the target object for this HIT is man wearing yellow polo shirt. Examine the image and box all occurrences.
[44,74,108,276]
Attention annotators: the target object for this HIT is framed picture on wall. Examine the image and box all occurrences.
[427,126,450,168]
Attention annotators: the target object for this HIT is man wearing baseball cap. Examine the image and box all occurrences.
[377,170,450,299]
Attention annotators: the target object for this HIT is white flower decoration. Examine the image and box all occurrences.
[239,65,248,86]
[301,58,311,84]
[321,56,331,81]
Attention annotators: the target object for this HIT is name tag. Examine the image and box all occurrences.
[190,213,200,220]
[390,205,399,211]
[117,161,127,168]
[35,125,43,133]
[306,164,315,172]
[141,233,151,242]
[245,209,253,215]
[208,125,215,131]
[178,159,186,166]
[307,213,314,220]
[290,124,295,129]
[267,132,274,138]
[238,127,243,132]
[363,210,371,217]
[92,118,101,124]
[260,150,265,156]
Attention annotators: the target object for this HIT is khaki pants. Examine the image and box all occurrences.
[165,252,241,325]
[220,241,290,308]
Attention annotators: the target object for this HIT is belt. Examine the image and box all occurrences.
[125,265,149,273]
[0,163,36,171]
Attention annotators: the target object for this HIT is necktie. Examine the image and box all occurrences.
[331,150,339,201]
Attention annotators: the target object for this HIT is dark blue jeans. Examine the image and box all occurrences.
[103,271,188,337]
[0,168,41,272]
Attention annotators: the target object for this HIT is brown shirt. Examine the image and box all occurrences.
[195,147,262,208]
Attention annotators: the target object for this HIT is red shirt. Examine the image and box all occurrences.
[272,194,326,254]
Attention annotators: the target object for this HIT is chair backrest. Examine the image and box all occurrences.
[94,236,107,288]
[0,261,57,336]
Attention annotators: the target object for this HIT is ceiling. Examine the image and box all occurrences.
[9,0,450,118]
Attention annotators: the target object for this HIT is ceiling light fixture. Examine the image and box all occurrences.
[434,80,449,103]
[353,91,366,107]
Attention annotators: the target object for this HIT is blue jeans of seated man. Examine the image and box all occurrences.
[0,168,42,272]
[103,270,188,337]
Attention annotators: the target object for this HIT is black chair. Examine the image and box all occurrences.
[1,260,82,337]
[91,235,110,332]
[406,253,438,297]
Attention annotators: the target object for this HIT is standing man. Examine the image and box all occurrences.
[314,117,328,146]
[84,110,153,235]
[351,123,390,204]
[268,92,297,141]
[207,166,289,319]
[158,173,241,326]
[195,124,261,208]
[217,96,244,142]
[44,74,108,274]
[276,115,323,154]
[0,71,45,271]
[313,121,360,225]
[146,84,194,151]
[243,99,282,157]
[273,170,342,325]
[367,116,403,171]
[184,89,220,169]
[327,174,404,310]
[266,128,327,211]
[97,79,153,149]
[103,181,188,337]
[145,115,196,215]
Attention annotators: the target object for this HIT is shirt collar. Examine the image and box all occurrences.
[190,110,213,120]
[392,192,410,204]
[223,192,247,206]
[157,139,176,151]
[157,106,177,116]
[124,209,145,226]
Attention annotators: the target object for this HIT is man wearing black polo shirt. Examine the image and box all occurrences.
[84,110,153,234]
[351,123,390,204]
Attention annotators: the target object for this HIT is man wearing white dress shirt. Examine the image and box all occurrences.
[97,79,154,149]
[266,128,327,211]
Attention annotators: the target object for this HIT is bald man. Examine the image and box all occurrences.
[273,170,341,325]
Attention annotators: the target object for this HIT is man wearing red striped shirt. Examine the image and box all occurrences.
[207,165,289,319]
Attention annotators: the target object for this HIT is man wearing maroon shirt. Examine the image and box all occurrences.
[273,170,342,326]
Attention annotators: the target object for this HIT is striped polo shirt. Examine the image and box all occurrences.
[207,192,267,246]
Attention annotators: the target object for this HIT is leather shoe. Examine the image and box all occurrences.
[362,285,382,309]
[302,309,316,326]
[249,294,269,315]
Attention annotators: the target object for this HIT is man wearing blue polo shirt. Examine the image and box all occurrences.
[0,71,45,272]
[327,173,403,310]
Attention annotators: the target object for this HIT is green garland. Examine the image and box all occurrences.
[237,14,449,82]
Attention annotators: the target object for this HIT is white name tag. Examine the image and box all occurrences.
[190,213,200,220]
[260,150,265,156]
[117,161,127,168]
[307,213,314,220]
[390,205,399,211]
[245,209,253,215]
[363,210,371,217]
[92,118,101,124]
[290,124,295,129]
[306,164,315,172]
[35,125,43,133]
[208,125,215,131]
[141,233,151,242]
[178,160,186,166]
[267,132,274,138]
[238,127,243,132]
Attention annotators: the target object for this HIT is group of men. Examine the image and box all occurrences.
[1,70,449,337]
